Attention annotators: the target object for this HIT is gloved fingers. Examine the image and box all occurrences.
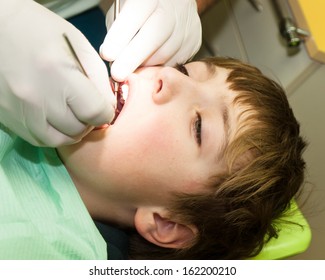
[29,124,84,147]
[109,9,175,81]
[4,121,42,147]
[63,29,114,100]
[23,104,82,147]
[141,32,183,67]
[57,32,117,127]
[163,38,202,67]
[40,124,94,147]
[157,33,202,67]
[100,0,159,62]
[143,4,202,67]
[1,1,117,147]
[45,98,92,138]
[65,71,116,126]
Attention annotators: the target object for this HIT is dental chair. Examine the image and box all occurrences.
[252,200,311,259]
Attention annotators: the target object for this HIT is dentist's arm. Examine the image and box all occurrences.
[0,0,116,147]
[100,0,203,82]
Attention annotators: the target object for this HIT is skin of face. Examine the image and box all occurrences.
[58,62,237,228]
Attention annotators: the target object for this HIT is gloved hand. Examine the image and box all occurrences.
[100,0,202,81]
[0,0,116,147]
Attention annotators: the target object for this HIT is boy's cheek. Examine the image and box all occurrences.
[142,119,178,154]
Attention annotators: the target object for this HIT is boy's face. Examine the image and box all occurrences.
[60,62,237,209]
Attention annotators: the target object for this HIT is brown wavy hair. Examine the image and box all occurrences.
[128,57,307,259]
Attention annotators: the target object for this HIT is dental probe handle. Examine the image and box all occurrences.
[111,0,120,96]
[63,33,88,76]
[114,0,120,20]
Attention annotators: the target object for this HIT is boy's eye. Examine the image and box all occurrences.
[175,64,189,76]
[194,113,202,146]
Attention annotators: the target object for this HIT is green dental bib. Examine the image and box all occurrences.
[0,124,106,259]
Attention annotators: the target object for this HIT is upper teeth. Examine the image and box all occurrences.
[121,83,129,101]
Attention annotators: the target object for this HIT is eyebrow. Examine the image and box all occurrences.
[206,61,230,160]
[217,105,230,161]
[203,61,217,77]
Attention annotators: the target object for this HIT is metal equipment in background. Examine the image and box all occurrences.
[272,0,309,48]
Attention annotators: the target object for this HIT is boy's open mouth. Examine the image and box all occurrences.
[110,82,128,125]
[93,82,129,130]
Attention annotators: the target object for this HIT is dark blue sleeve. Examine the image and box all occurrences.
[67,7,107,53]
[94,221,129,260]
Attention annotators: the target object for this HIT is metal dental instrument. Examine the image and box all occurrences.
[63,33,88,76]
[114,0,120,21]
[272,0,309,48]
[110,0,121,97]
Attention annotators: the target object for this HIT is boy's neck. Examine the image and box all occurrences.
[56,142,136,228]
[66,163,136,228]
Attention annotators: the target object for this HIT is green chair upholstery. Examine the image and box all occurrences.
[253,200,311,259]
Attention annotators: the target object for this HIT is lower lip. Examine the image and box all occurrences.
[93,124,109,130]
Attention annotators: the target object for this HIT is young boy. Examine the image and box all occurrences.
[0,57,306,259]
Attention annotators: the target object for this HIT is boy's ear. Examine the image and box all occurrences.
[134,207,197,249]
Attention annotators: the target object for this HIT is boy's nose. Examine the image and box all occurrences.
[152,71,184,105]
[154,79,163,95]
[152,78,172,105]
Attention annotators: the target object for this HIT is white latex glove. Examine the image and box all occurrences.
[100,0,202,81]
[0,0,116,147]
